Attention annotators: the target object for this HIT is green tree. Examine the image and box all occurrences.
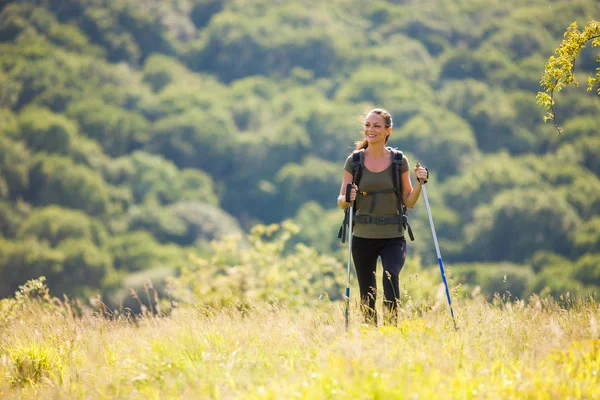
[438,80,532,153]
[442,152,541,222]
[1,0,600,301]
[528,264,585,298]
[155,76,228,115]
[0,70,22,108]
[452,262,535,299]
[528,250,571,274]
[146,111,236,175]
[483,23,555,61]
[27,155,112,216]
[0,201,26,239]
[167,201,243,246]
[5,41,83,110]
[0,138,30,200]
[185,8,354,82]
[0,3,102,56]
[16,205,108,248]
[54,238,114,297]
[0,238,64,298]
[78,7,140,64]
[572,253,600,286]
[178,168,219,204]
[291,202,343,254]
[0,108,17,134]
[126,205,187,244]
[275,157,340,219]
[439,47,510,82]
[108,231,185,273]
[69,134,112,171]
[17,106,77,155]
[190,0,223,29]
[334,65,435,124]
[558,114,600,144]
[66,99,149,157]
[303,102,359,162]
[572,217,600,255]
[0,235,112,299]
[463,189,581,262]
[561,177,600,220]
[103,151,218,206]
[394,107,479,179]
[142,54,192,92]
[227,75,279,132]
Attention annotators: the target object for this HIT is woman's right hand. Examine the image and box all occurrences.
[346,184,358,203]
[338,171,358,209]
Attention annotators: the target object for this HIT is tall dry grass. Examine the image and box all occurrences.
[1,279,599,399]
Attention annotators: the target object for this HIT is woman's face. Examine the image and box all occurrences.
[363,112,390,145]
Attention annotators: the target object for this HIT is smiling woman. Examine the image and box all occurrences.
[337,108,429,326]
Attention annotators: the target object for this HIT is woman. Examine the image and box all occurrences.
[337,108,428,325]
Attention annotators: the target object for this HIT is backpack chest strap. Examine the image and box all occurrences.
[359,187,396,213]
[354,215,405,225]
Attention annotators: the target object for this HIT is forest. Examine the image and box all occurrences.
[0,0,599,308]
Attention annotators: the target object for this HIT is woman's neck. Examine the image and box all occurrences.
[365,143,388,158]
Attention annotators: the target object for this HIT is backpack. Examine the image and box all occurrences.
[338,147,415,243]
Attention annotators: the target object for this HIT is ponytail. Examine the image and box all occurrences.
[354,139,368,150]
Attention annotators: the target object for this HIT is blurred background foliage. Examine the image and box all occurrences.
[0,0,599,309]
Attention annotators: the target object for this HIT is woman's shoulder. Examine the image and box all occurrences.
[344,149,365,171]
[386,147,410,165]
[343,153,354,170]
[346,149,364,160]
[386,146,406,157]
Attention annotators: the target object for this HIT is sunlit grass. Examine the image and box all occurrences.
[1,282,599,399]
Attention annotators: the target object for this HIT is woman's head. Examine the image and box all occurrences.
[355,108,393,150]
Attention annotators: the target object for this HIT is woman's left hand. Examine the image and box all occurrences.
[414,164,429,184]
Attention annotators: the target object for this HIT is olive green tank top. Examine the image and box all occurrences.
[343,150,410,239]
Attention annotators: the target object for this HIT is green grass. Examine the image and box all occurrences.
[1,287,599,399]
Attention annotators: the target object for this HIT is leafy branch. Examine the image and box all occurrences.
[537,20,600,135]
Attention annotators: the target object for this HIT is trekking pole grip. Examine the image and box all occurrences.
[345,183,353,203]
[416,162,429,184]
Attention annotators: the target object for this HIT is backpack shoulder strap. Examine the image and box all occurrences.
[388,147,415,241]
[351,149,365,185]
[388,147,403,192]
[339,149,365,243]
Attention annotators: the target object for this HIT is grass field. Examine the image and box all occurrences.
[1,279,599,399]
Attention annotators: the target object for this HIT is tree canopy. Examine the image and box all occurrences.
[0,0,599,303]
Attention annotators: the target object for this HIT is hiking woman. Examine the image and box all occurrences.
[337,108,428,325]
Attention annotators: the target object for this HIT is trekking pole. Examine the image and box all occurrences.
[416,163,458,330]
[344,183,354,332]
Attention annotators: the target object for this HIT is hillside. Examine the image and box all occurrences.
[0,0,599,305]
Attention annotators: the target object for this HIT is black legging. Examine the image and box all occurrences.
[351,236,407,325]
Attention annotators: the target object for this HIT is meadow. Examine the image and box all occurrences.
[1,278,599,399]
[2,2,600,398]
